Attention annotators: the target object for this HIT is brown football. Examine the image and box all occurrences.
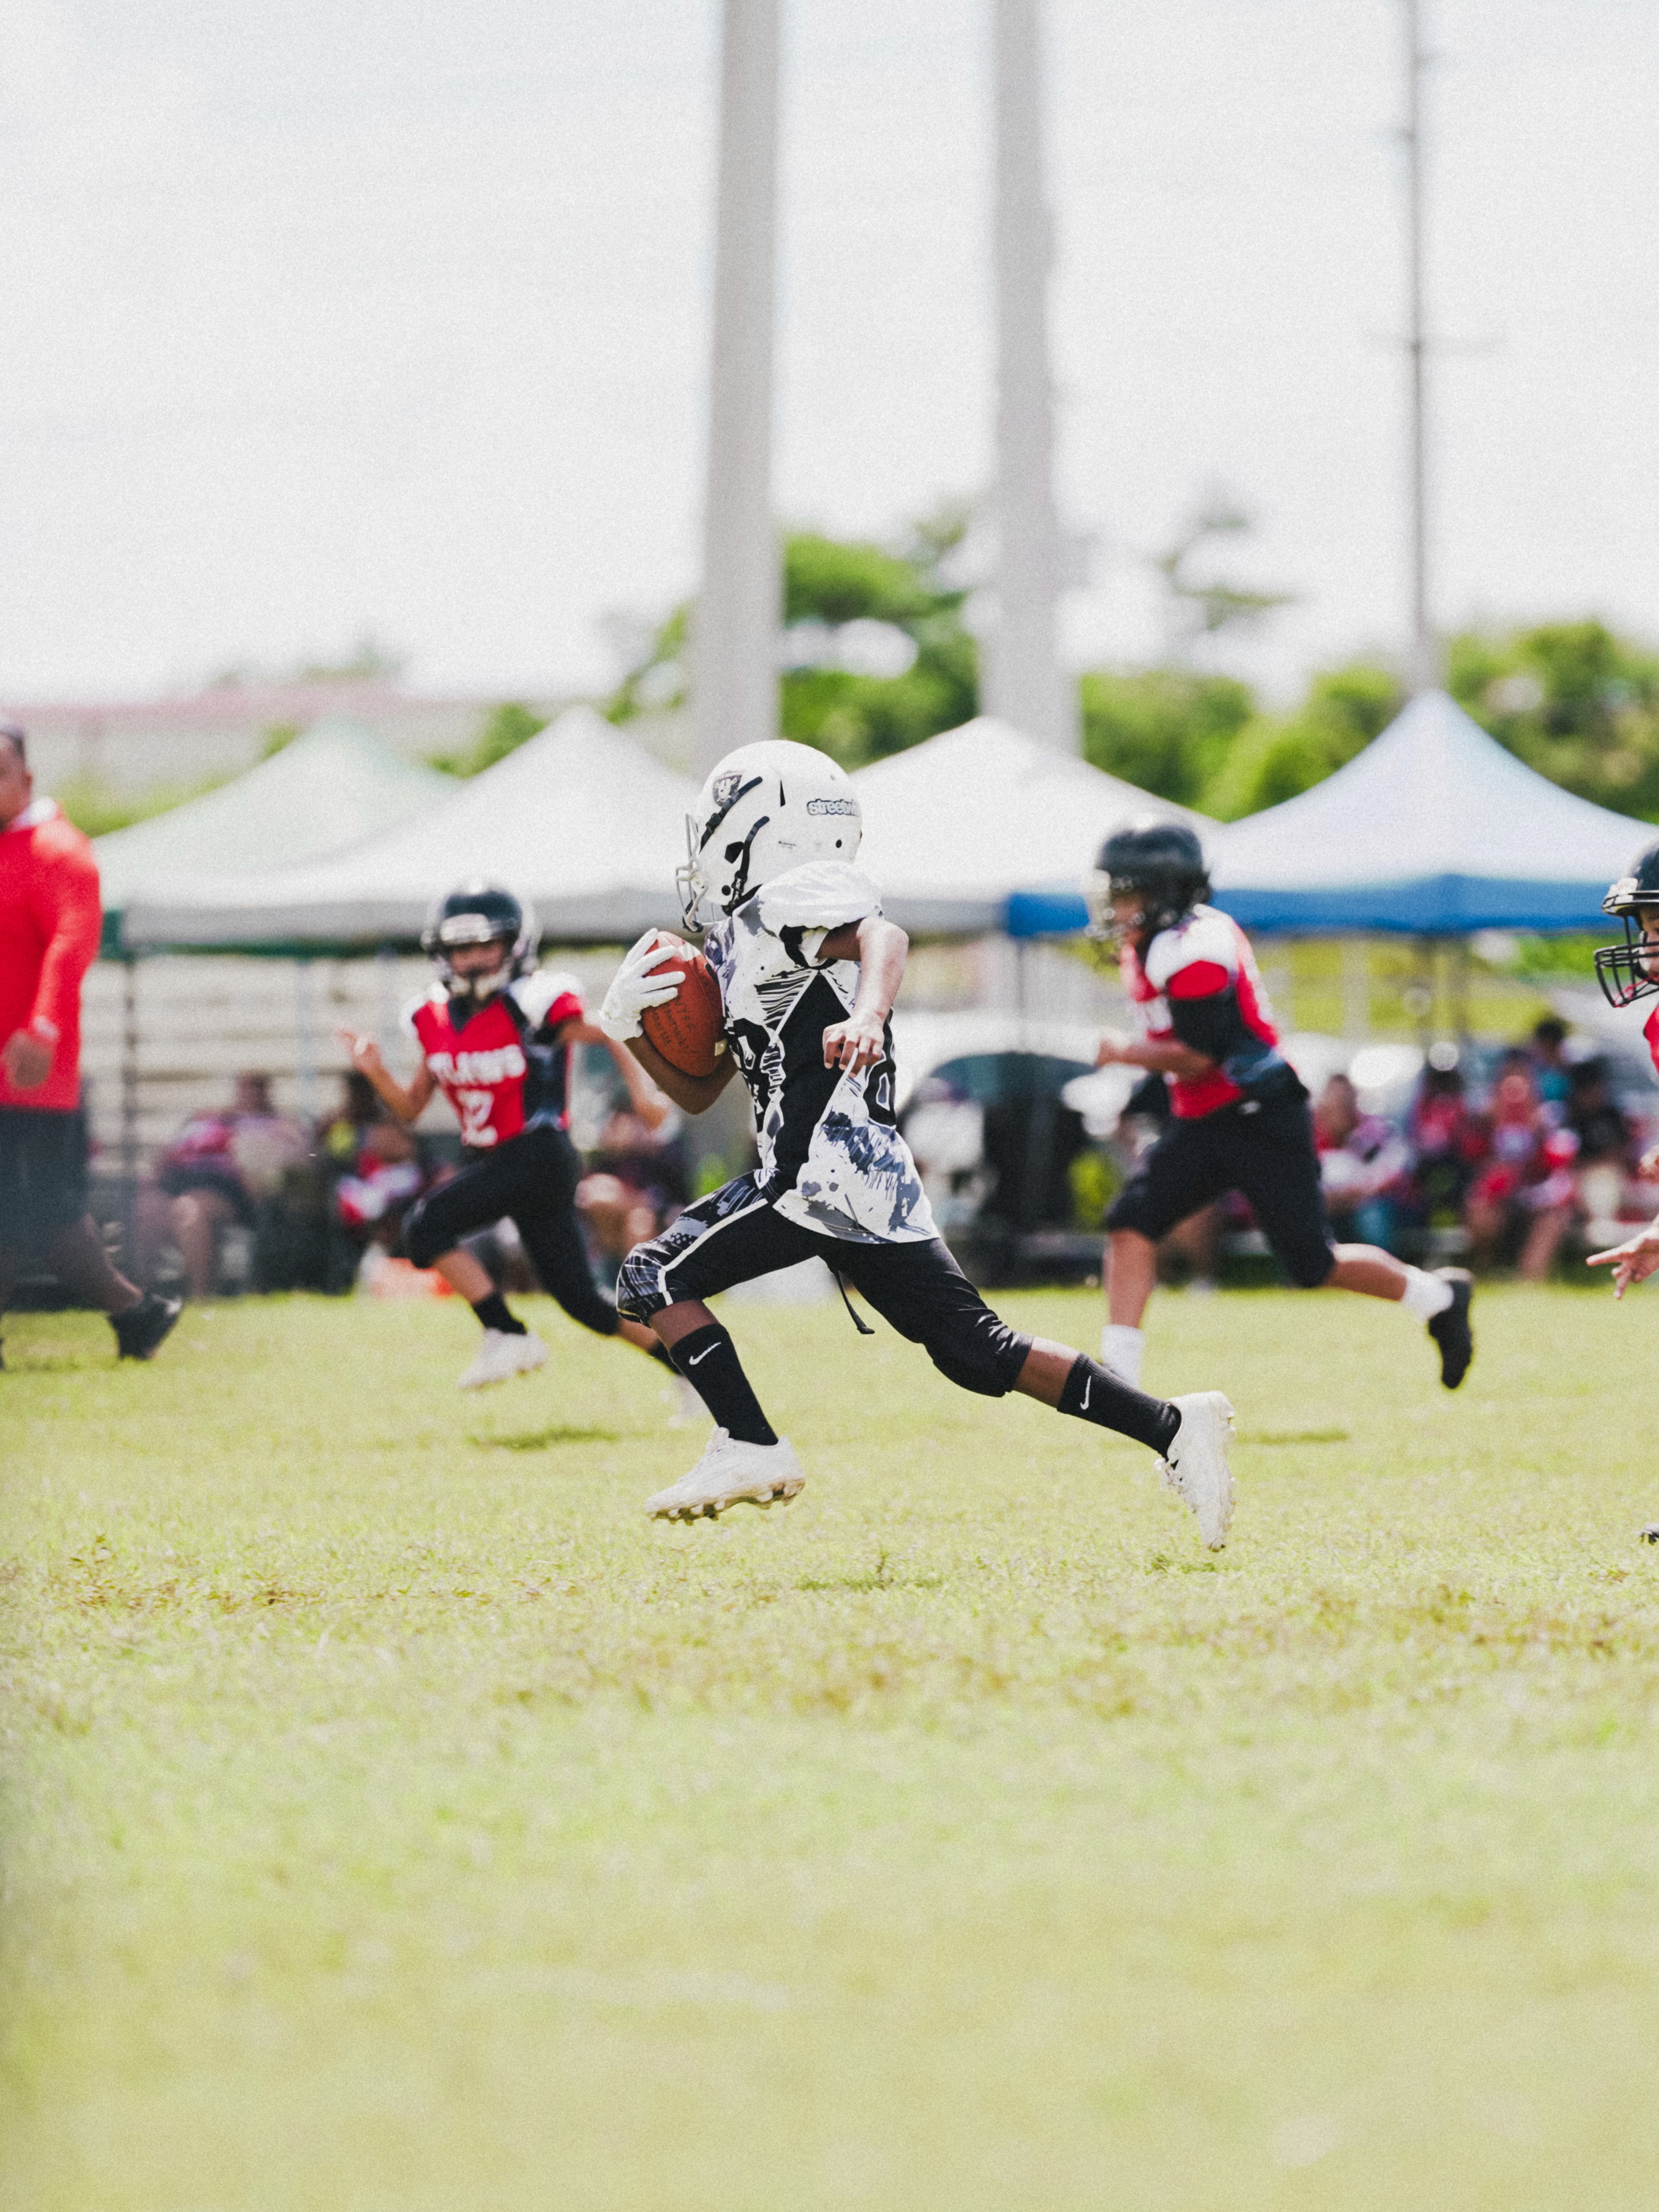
[639,934,726,1078]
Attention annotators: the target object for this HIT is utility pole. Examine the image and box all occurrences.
[986,0,1076,752]
[690,0,782,777]
[1401,0,1438,694]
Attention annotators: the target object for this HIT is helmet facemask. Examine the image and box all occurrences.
[1086,821,1210,950]
[422,886,537,1008]
[1595,904,1659,1009]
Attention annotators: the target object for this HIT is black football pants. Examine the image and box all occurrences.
[403,1122,619,1336]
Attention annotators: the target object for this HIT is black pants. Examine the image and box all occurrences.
[404,1122,618,1336]
[616,1172,1031,1397]
[0,1106,89,1257]
[1105,1090,1338,1290]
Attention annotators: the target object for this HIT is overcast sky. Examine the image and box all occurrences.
[2,0,1654,705]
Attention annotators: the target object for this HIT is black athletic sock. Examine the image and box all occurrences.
[646,1337,676,1371]
[471,1291,526,1337]
[668,1322,778,1446]
[1057,1353,1180,1456]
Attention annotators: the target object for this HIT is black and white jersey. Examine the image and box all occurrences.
[705,861,936,1244]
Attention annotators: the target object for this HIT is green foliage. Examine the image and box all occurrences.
[55,777,228,838]
[1079,669,1254,808]
[604,510,978,769]
[1199,663,1402,820]
[428,701,546,779]
[1448,620,1659,819]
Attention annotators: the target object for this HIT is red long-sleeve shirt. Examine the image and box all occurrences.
[0,799,102,1112]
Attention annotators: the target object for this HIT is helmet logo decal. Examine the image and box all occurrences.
[699,772,763,851]
[806,797,856,816]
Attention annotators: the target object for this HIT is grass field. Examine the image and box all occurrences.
[5,1282,1659,2211]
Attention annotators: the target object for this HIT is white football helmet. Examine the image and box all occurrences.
[678,740,862,931]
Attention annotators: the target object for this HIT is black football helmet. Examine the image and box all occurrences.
[422,882,538,1007]
[1595,840,1659,1008]
[1086,819,1211,943]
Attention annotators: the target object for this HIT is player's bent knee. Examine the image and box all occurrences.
[925,1319,1031,1399]
[615,1241,670,1324]
[1284,1245,1338,1290]
[403,1202,450,1272]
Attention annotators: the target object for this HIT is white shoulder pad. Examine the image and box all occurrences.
[757,861,882,934]
[513,968,582,1026]
[1144,907,1241,991]
[401,985,444,1039]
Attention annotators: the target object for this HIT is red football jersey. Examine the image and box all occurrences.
[1120,905,1281,1119]
[1645,1005,1659,1082]
[406,971,583,1149]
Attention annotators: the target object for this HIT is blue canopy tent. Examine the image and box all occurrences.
[1006,690,1655,938]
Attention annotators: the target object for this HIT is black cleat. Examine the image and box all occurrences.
[1642,1527,1659,1545]
[111,1292,183,1363]
[1426,1268,1474,1390]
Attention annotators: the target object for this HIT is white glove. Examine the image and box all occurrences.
[597,931,686,1042]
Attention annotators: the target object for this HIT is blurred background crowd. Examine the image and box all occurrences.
[68,1003,1650,1311]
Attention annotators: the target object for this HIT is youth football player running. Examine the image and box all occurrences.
[1088,823,1475,1392]
[1586,841,1659,1299]
[597,740,1238,1546]
[340,882,686,1395]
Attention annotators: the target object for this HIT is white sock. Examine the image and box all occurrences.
[1398,1267,1454,1323]
[1100,1323,1146,1388]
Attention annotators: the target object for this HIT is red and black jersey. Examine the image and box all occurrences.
[1120,905,1286,1119]
[1644,1005,1659,1083]
[406,971,584,1149]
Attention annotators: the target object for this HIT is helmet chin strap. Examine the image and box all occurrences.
[720,814,771,913]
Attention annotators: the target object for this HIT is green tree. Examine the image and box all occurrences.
[429,701,546,778]
[1447,621,1659,818]
[604,510,979,769]
[1199,663,1402,820]
[1079,668,1254,808]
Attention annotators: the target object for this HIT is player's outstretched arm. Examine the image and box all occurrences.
[818,915,907,1074]
[1095,1029,1215,1079]
[337,1029,436,1125]
[1587,1219,1659,1299]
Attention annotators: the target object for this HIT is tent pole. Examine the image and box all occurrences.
[295,959,318,1127]
[121,954,140,1270]
[1450,936,1471,1045]
[374,943,398,1054]
[1341,935,1369,1042]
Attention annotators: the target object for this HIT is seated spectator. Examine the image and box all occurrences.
[333,1112,432,1260]
[1526,1016,1573,1117]
[1566,1057,1634,1169]
[577,1099,687,1270]
[1566,1057,1637,1248]
[1408,1058,1487,1222]
[135,1072,308,1298]
[1313,1072,1411,1253]
[1464,1062,1578,1281]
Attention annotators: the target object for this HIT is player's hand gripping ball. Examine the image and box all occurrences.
[639,932,726,1078]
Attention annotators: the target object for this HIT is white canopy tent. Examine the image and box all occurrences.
[852,717,1211,934]
[119,707,699,950]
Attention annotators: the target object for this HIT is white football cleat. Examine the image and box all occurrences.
[1159,1390,1236,1550]
[667,1373,708,1429]
[457,1328,549,1390]
[644,1429,805,1521]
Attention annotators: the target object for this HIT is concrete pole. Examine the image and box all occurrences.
[986,0,1076,752]
[1401,0,1439,694]
[690,0,782,778]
